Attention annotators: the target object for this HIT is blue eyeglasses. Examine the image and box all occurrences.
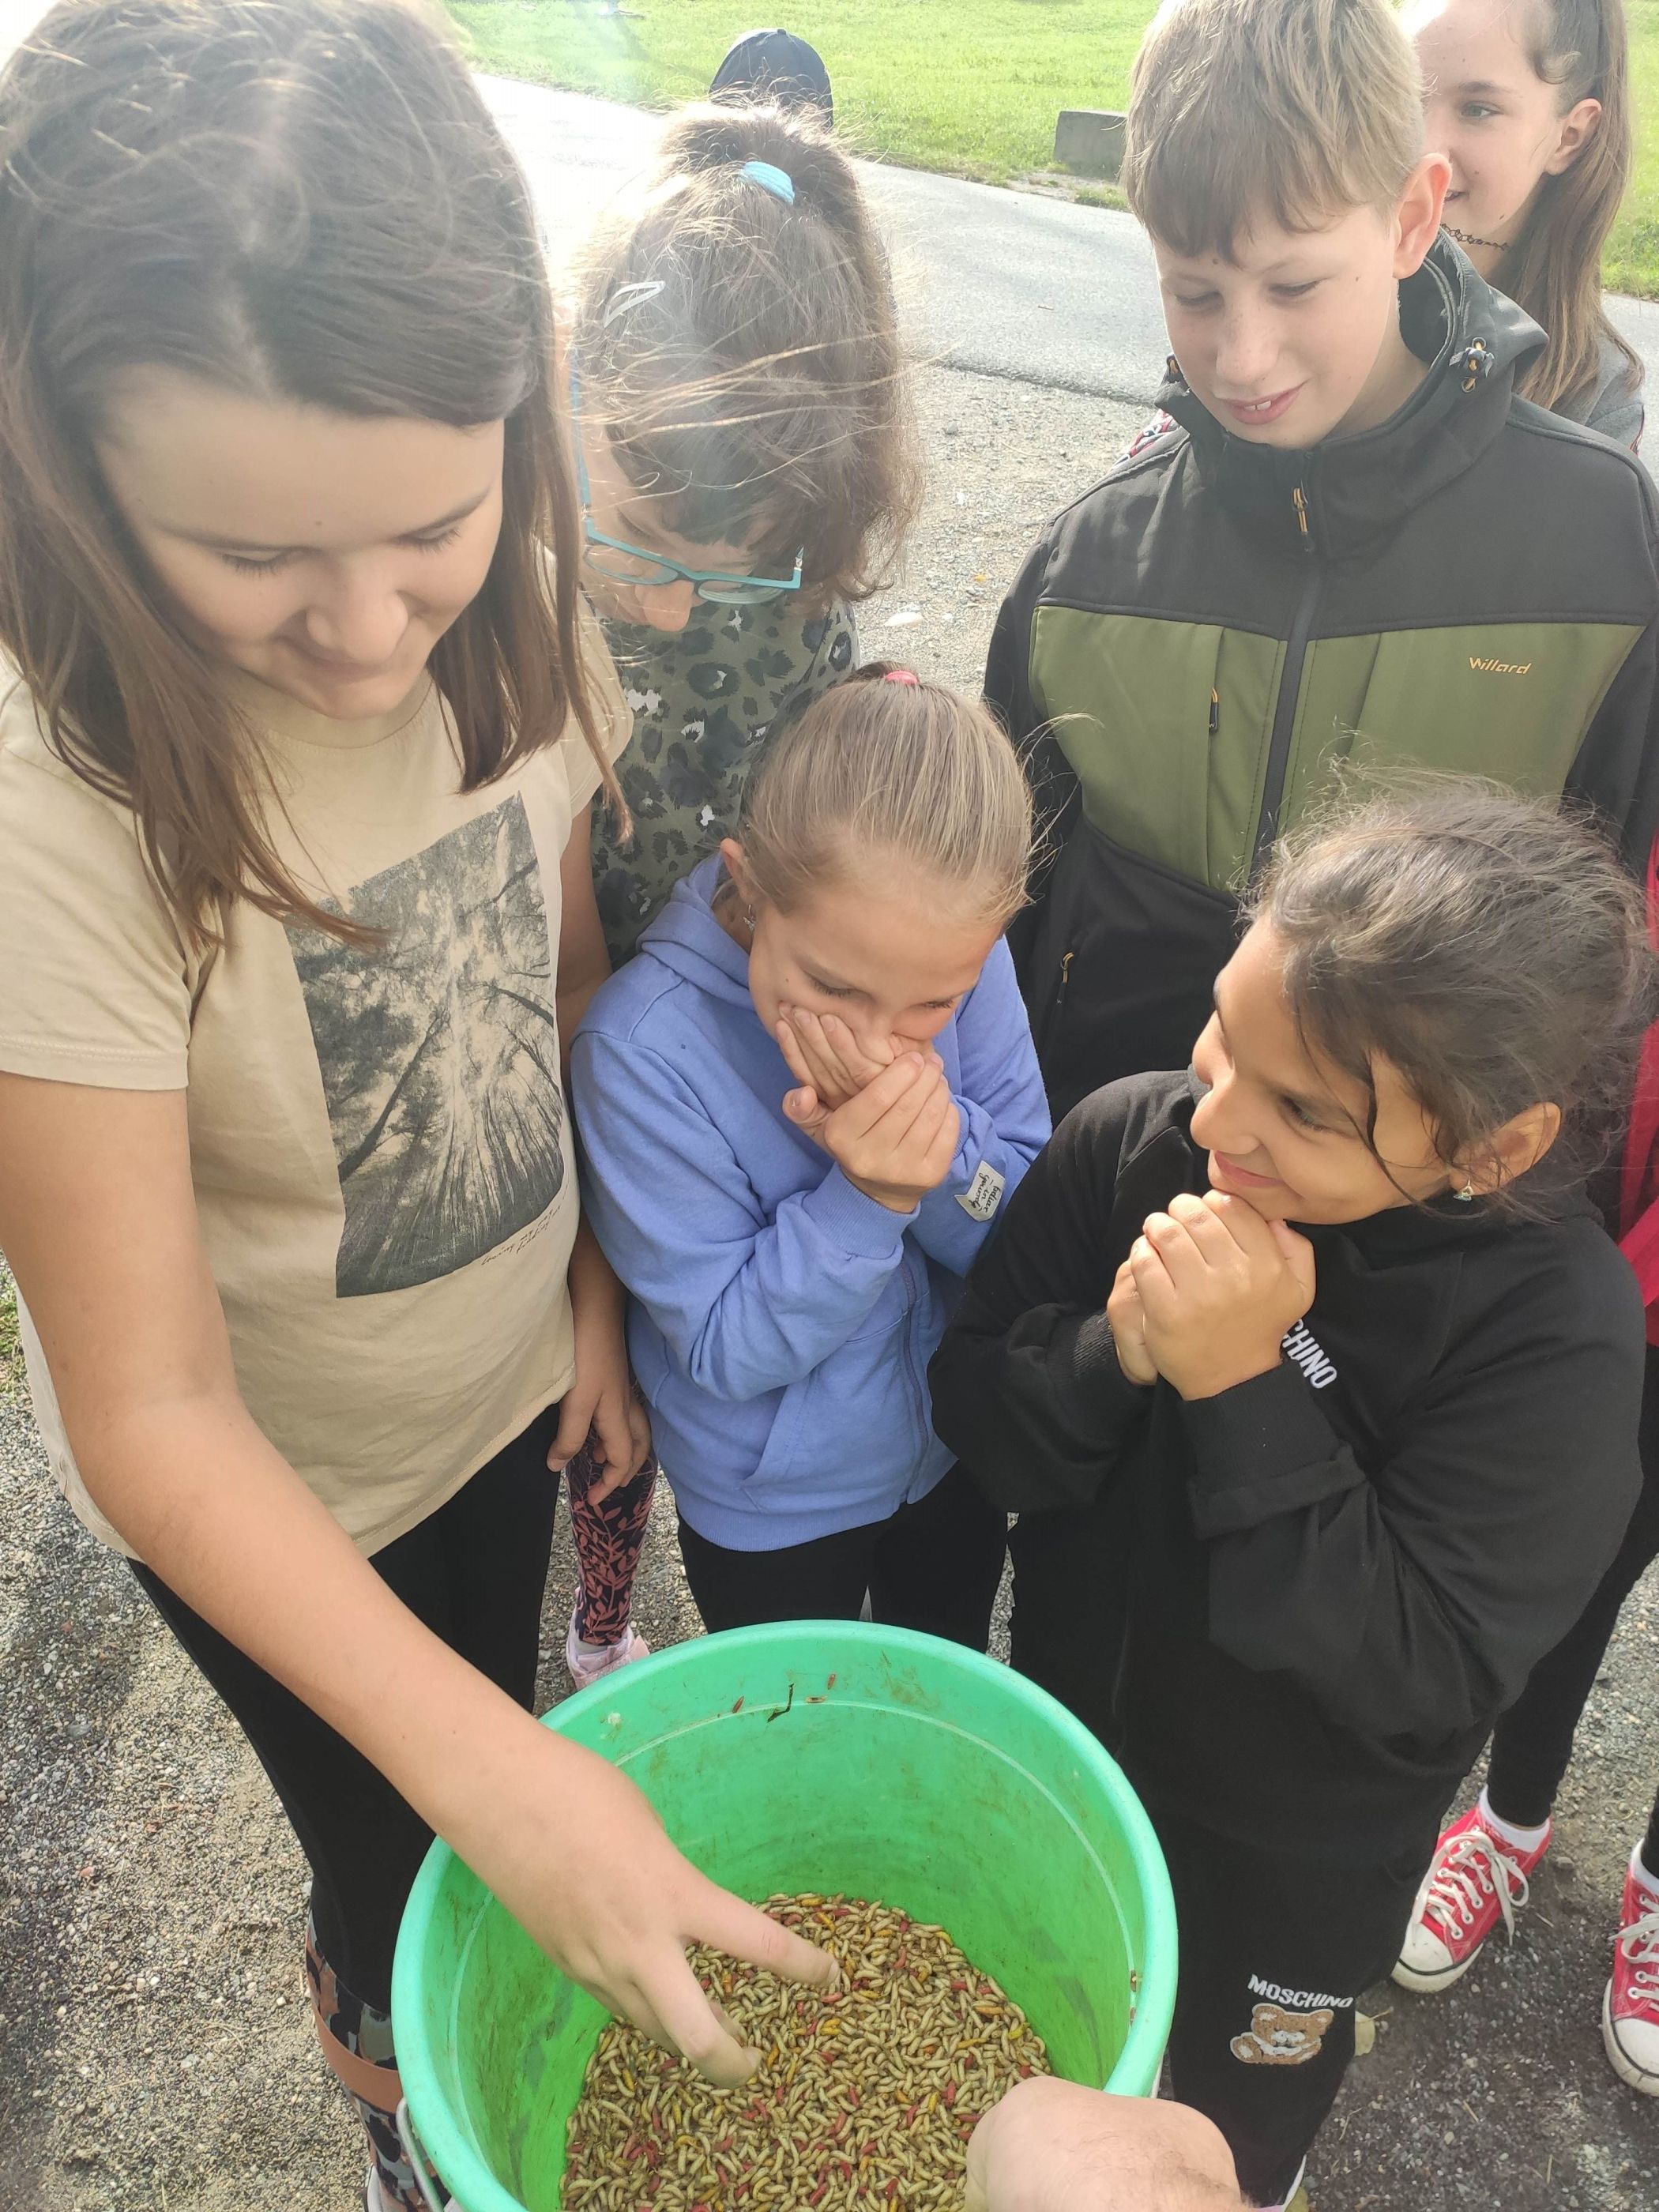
[569,364,804,608]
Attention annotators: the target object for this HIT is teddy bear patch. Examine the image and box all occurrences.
[1230,1999,1335,2066]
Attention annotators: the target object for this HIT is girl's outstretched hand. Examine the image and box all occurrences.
[468,1723,839,2086]
[785,1051,960,1212]
[1128,1190,1315,1400]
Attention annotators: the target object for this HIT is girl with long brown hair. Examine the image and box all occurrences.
[0,3,830,2206]
[1405,2,1659,2093]
[1412,0,1643,446]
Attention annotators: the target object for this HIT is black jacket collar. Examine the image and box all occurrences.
[1157,237,1547,560]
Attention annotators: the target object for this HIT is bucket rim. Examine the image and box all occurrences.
[392,1621,1178,2212]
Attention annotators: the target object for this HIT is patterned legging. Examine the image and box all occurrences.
[565,1436,656,1643]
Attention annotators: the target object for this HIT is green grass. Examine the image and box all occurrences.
[447,0,1147,186]
[450,0,1659,296]
[1606,3,1659,295]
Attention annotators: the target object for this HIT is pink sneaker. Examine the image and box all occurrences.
[1603,1857,1659,2096]
[565,1605,650,1691]
[1393,1804,1550,1993]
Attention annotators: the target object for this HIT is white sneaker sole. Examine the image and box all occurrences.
[1391,1941,1481,1994]
[1602,1980,1659,2095]
[566,1631,651,1691]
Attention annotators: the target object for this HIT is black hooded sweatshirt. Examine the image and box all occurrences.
[930,1073,1646,1860]
[988,242,1659,1121]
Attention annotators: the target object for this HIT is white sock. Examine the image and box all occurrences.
[1633,1845,1659,1899]
[1478,1787,1549,1855]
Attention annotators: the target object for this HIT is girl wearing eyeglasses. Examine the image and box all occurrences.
[551,97,921,1686]
[569,99,920,972]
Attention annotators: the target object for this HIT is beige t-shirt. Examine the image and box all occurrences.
[0,621,630,1557]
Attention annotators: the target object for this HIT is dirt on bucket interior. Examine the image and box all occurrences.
[3,363,1658,2211]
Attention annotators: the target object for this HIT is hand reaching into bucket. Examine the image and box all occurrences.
[447,1720,838,2084]
[965,2079,1243,2212]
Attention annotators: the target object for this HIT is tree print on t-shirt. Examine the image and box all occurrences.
[285,795,564,1297]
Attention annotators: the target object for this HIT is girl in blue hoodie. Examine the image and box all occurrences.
[571,666,1050,1637]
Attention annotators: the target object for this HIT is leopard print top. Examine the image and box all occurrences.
[589,596,858,968]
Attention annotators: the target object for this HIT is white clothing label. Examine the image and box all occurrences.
[957,1160,1006,1222]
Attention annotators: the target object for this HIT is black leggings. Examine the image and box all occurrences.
[676,1461,1007,1646]
[1485,1341,1659,1864]
[130,1405,562,2012]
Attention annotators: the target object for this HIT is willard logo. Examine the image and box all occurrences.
[1469,656,1533,675]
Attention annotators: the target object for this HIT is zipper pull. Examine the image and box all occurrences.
[1209,687,1220,739]
[1292,483,1313,551]
[1055,950,1074,1009]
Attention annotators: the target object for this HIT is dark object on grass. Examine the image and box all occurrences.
[710,27,833,124]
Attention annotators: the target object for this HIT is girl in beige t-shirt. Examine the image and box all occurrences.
[0,4,830,2206]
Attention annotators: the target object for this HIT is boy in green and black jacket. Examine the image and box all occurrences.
[991,0,1659,1125]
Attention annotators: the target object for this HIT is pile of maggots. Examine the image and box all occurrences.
[561,1893,1051,2210]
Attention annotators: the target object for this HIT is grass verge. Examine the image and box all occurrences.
[449,0,1659,298]
[446,0,1148,186]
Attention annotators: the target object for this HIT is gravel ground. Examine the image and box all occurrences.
[3,362,1657,2211]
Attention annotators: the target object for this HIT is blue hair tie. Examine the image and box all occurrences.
[740,159,796,205]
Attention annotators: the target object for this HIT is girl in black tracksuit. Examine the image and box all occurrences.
[931,788,1653,2209]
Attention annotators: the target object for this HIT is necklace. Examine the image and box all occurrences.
[1446,222,1508,254]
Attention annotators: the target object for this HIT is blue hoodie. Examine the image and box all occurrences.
[571,856,1051,1550]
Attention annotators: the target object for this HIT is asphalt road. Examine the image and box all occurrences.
[487,74,1659,409]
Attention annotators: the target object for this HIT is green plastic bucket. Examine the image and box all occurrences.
[392,1623,1176,2212]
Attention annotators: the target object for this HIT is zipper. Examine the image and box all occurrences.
[1209,688,1220,739]
[1248,479,1325,877]
[1035,946,1076,1063]
[897,1255,927,1459]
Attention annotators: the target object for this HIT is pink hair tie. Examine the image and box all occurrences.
[884,668,920,686]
